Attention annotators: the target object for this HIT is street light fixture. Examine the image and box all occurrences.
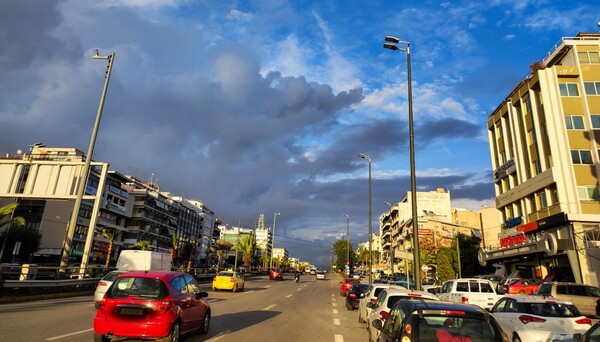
[342,213,350,275]
[358,153,372,284]
[60,50,115,275]
[384,36,420,291]
[269,212,280,269]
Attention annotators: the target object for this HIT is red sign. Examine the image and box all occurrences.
[500,233,527,248]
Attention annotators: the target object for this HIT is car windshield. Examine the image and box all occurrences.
[218,272,234,277]
[413,314,498,342]
[525,302,581,317]
[589,287,600,297]
[107,277,167,300]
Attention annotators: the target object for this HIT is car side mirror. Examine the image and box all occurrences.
[372,319,383,331]
[573,333,583,341]
[196,292,208,299]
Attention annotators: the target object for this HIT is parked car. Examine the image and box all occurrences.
[491,295,592,342]
[437,278,504,310]
[346,283,369,310]
[574,320,600,341]
[94,270,126,305]
[502,278,542,295]
[538,282,600,318]
[372,299,508,342]
[366,288,439,342]
[93,271,210,342]
[316,270,326,280]
[340,278,360,297]
[212,270,245,292]
[358,284,391,326]
[476,274,504,291]
[497,277,521,294]
[269,268,283,280]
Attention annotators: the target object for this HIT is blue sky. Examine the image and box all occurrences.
[1,0,599,267]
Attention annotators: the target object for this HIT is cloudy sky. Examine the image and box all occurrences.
[1,0,598,267]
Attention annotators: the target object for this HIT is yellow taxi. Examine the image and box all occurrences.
[212,270,245,292]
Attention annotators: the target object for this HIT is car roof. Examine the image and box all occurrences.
[115,270,183,280]
[502,295,573,304]
[396,299,488,313]
[381,288,439,300]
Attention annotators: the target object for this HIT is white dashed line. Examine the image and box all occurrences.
[46,329,93,340]
[333,309,338,314]
[332,302,337,306]
[334,334,344,342]
[262,304,276,311]
[286,294,293,298]
[333,318,341,325]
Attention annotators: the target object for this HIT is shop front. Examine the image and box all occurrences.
[478,213,581,283]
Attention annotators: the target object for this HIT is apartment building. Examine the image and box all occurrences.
[482,33,600,286]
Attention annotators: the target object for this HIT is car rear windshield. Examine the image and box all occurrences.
[537,283,552,296]
[523,302,581,317]
[218,272,234,277]
[388,296,437,309]
[347,279,360,284]
[412,315,499,342]
[107,277,167,300]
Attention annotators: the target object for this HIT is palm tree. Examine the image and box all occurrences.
[101,227,123,268]
[236,235,256,272]
[213,240,232,273]
[0,202,25,262]
[133,240,152,250]
[170,233,180,262]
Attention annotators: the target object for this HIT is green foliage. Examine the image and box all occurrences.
[0,202,25,230]
[332,239,354,273]
[133,240,152,250]
[436,248,456,281]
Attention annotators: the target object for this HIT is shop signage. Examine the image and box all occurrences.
[409,228,433,234]
[494,160,516,181]
[537,213,567,230]
[505,216,522,228]
[488,243,538,260]
[500,233,526,247]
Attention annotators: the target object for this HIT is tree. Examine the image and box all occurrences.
[213,239,232,273]
[332,239,353,273]
[436,248,456,281]
[101,227,122,268]
[170,234,180,262]
[133,240,152,250]
[180,241,196,272]
[0,202,26,262]
[236,235,256,272]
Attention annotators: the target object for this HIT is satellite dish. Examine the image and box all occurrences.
[16,150,22,155]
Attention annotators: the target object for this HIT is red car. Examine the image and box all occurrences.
[340,277,360,297]
[269,268,283,280]
[93,271,211,342]
[503,278,542,294]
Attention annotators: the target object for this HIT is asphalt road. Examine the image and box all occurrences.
[0,273,369,342]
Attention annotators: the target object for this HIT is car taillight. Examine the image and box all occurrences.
[519,315,546,324]
[349,294,357,299]
[461,296,469,303]
[98,281,107,286]
[440,310,466,315]
[213,276,216,281]
[576,318,592,325]
[370,298,377,303]
[404,323,412,335]
[159,296,173,311]
[407,293,422,297]
[380,310,388,320]
[230,278,235,282]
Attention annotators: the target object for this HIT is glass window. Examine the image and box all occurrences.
[536,191,548,209]
[579,51,600,64]
[469,281,479,292]
[557,285,568,295]
[565,116,585,129]
[480,282,493,293]
[572,150,593,165]
[170,276,187,294]
[578,186,600,200]
[569,286,588,296]
[592,115,600,129]
[585,82,600,95]
[493,299,507,312]
[456,282,469,292]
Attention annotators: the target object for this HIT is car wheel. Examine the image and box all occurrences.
[93,333,109,342]
[213,287,218,291]
[198,312,210,335]
[513,333,521,342]
[233,285,238,293]
[358,313,365,323]
[160,322,180,342]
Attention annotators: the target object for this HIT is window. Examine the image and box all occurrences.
[578,51,600,64]
[536,190,548,210]
[578,186,600,200]
[565,115,585,129]
[469,281,479,292]
[533,159,542,175]
[572,150,593,164]
[559,83,579,96]
[584,82,600,95]
[592,115,600,129]
[456,282,469,292]
[527,128,537,144]
[480,282,493,293]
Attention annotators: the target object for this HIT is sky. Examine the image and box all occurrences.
[1,0,599,268]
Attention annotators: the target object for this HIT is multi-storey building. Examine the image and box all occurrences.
[482,33,600,286]
[272,247,288,260]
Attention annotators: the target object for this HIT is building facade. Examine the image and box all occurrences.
[482,33,600,286]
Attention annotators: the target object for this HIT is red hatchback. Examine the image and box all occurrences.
[269,268,283,280]
[503,278,542,294]
[93,271,211,342]
[340,277,360,297]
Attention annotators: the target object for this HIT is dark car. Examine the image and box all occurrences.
[372,299,508,342]
[340,278,360,297]
[94,271,210,342]
[269,268,283,280]
[346,283,369,310]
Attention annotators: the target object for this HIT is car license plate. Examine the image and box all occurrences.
[119,307,143,315]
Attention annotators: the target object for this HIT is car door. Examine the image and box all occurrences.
[169,275,193,332]
[490,298,510,330]
[569,285,592,316]
[182,274,207,330]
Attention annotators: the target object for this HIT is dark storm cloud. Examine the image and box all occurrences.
[418,117,484,141]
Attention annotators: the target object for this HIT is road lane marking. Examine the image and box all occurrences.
[243,290,254,294]
[333,318,340,325]
[205,330,230,341]
[334,334,344,342]
[333,309,338,314]
[46,328,93,340]
[262,304,276,311]
[332,302,337,306]
[286,294,293,298]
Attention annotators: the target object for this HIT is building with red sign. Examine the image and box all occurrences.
[482,33,600,286]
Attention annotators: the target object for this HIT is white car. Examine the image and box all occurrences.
[94,270,126,304]
[437,278,504,310]
[491,295,592,342]
[366,287,439,342]
[358,283,391,327]
[316,271,326,280]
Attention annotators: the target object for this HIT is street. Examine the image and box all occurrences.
[0,273,368,342]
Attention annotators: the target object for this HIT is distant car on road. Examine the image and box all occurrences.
[316,270,326,280]
[502,278,542,295]
[340,278,360,297]
[346,283,369,310]
[212,271,245,292]
[94,270,126,304]
[269,268,283,280]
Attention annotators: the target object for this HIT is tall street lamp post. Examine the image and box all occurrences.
[342,213,350,275]
[269,212,280,269]
[384,36,420,291]
[358,153,372,284]
[60,50,115,274]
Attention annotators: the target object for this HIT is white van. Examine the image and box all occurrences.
[116,250,173,271]
[437,278,504,310]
